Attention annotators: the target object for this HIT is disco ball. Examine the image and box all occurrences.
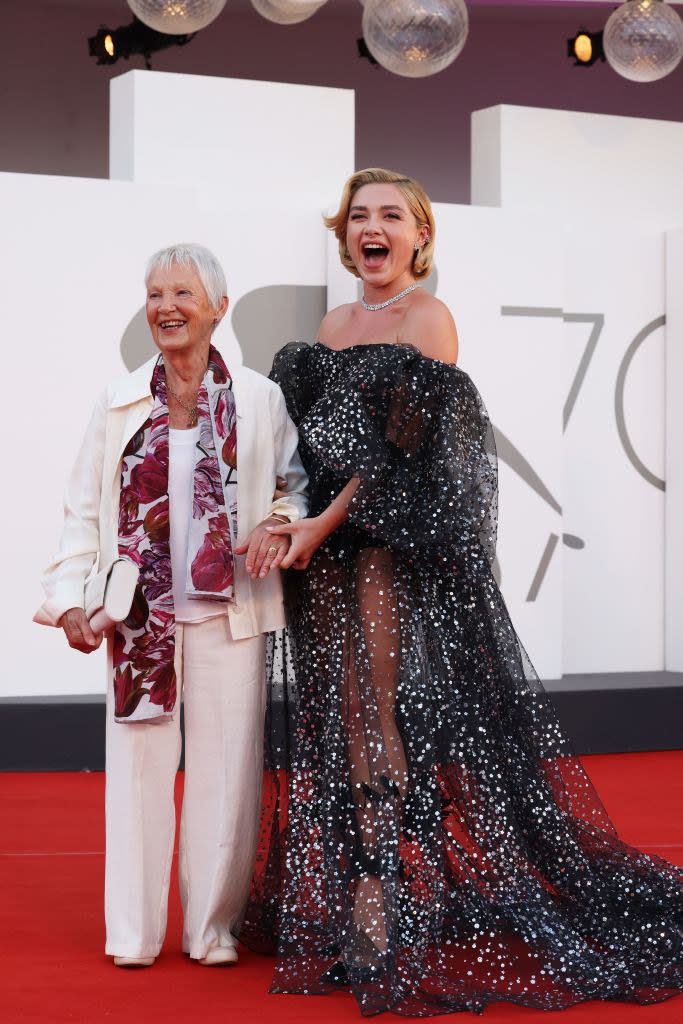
[127,0,227,34]
[251,0,326,25]
[604,0,683,82]
[362,0,469,78]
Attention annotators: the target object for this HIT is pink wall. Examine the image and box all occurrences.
[2,2,683,203]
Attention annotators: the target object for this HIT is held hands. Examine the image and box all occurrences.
[234,515,292,580]
[264,516,330,571]
[59,607,103,654]
[234,477,293,580]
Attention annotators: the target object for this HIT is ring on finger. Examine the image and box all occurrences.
[267,546,278,555]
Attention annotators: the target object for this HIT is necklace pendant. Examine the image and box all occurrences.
[188,409,198,428]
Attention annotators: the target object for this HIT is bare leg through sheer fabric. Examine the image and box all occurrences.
[345,548,407,966]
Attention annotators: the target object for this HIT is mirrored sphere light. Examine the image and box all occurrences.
[127,0,227,34]
[604,0,683,82]
[362,0,469,78]
[251,0,326,25]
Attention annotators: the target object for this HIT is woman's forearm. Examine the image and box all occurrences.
[318,477,359,538]
[267,477,361,571]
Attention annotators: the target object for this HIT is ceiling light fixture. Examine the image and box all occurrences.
[604,0,683,83]
[88,16,196,70]
[567,29,605,67]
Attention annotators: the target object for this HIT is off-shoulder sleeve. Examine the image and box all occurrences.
[298,349,498,570]
[269,342,315,427]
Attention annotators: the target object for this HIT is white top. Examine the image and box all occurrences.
[169,427,229,624]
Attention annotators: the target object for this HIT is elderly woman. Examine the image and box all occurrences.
[35,243,307,969]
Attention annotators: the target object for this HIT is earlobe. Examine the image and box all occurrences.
[214,296,229,323]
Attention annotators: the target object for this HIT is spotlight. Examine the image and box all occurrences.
[88,16,196,70]
[567,29,605,67]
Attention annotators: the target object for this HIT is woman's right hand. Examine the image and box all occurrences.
[59,607,103,653]
[265,516,331,571]
[266,477,359,569]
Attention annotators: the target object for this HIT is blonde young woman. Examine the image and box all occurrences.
[240,170,683,1015]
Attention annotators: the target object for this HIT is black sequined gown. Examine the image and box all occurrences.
[240,342,682,1016]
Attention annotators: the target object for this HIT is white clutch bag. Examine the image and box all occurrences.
[85,558,140,634]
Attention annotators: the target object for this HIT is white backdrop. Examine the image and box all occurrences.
[1,77,680,697]
[562,230,666,673]
[472,104,683,675]
[665,227,683,672]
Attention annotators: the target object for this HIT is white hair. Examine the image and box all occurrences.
[145,243,228,308]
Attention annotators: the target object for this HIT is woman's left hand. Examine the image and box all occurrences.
[234,516,291,579]
[273,476,288,500]
[264,516,330,571]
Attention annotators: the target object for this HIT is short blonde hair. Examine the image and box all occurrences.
[325,168,435,280]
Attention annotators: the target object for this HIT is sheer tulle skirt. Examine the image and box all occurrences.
[241,544,682,1014]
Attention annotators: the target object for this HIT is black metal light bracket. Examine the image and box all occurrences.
[357,37,379,67]
[88,16,196,70]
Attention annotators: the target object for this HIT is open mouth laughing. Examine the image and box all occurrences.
[159,319,187,332]
[362,242,389,268]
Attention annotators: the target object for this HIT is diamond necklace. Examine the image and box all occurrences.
[361,283,419,311]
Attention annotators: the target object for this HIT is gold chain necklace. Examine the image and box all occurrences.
[166,383,199,428]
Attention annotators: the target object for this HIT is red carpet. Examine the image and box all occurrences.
[1,751,681,1023]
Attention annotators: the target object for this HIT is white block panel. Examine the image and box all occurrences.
[472,104,683,230]
[110,70,354,210]
[665,228,683,671]
[471,106,501,207]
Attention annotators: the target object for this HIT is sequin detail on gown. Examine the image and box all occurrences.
[240,342,682,1016]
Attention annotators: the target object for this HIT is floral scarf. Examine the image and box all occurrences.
[113,347,237,723]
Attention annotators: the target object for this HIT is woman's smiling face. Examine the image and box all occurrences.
[145,262,223,356]
[345,183,428,289]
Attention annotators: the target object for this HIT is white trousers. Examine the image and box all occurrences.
[104,616,266,959]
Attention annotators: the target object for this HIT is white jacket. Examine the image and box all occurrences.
[36,354,308,640]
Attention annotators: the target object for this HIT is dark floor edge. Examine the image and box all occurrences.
[1,679,681,770]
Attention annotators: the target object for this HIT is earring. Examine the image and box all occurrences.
[414,243,420,251]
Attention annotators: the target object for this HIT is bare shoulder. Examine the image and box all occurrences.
[318,303,355,346]
[403,291,459,364]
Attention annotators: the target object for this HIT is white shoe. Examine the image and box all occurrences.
[198,946,238,966]
[113,955,155,967]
